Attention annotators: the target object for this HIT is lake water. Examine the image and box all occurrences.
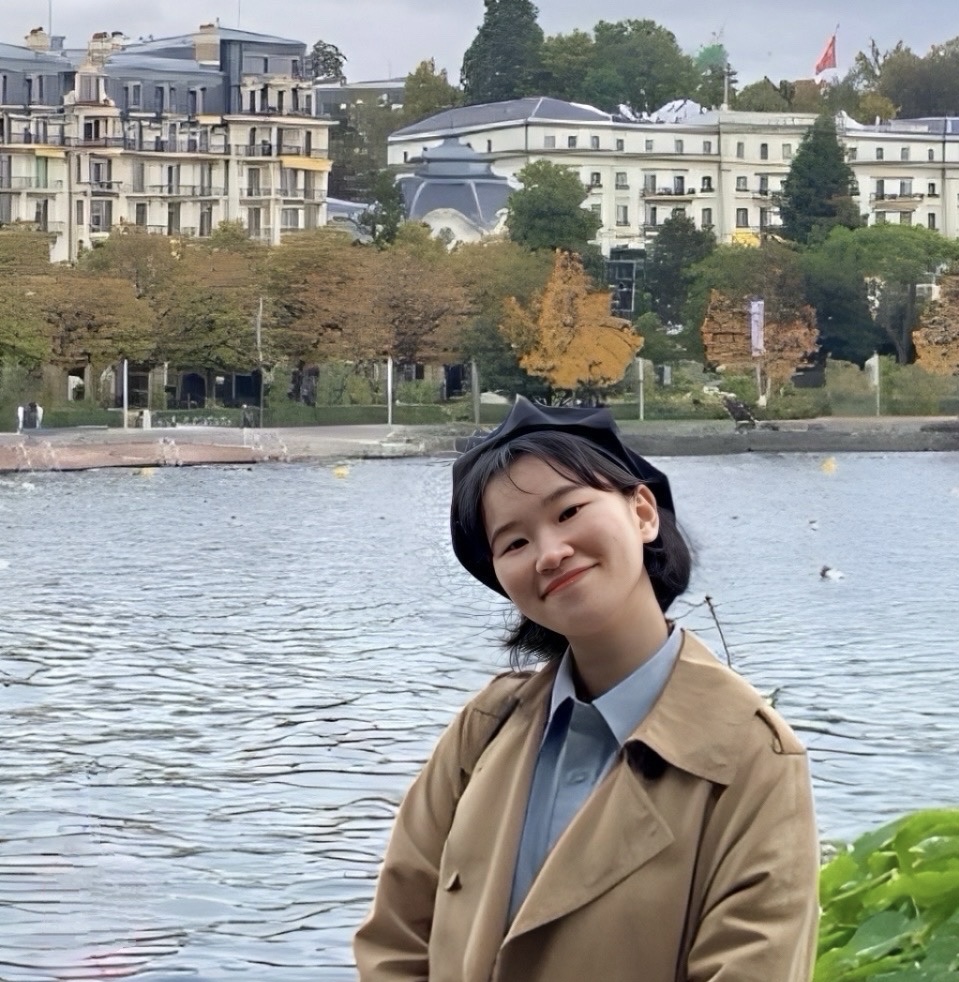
[1,452,957,980]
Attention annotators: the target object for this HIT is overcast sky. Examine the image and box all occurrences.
[14,0,953,90]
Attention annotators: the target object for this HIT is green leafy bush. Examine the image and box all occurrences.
[815,809,959,981]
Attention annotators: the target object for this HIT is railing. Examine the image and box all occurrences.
[87,180,124,192]
[248,226,274,241]
[1,132,68,146]
[146,184,227,197]
[241,186,274,198]
[235,143,276,157]
[68,137,126,149]
[280,186,324,199]
[124,138,228,155]
[0,176,65,190]
[870,192,924,202]
[641,187,695,198]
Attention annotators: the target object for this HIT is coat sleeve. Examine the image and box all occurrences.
[353,708,469,982]
[684,714,820,982]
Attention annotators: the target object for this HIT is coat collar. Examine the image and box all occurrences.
[494,629,751,943]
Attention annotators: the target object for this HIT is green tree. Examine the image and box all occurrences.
[590,20,696,113]
[735,78,789,112]
[505,160,601,254]
[402,59,461,124]
[310,39,347,81]
[359,171,407,247]
[327,98,400,200]
[694,43,734,108]
[538,31,596,102]
[778,114,859,245]
[643,214,716,325]
[815,224,959,363]
[461,0,544,105]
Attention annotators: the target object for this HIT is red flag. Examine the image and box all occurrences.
[815,34,837,74]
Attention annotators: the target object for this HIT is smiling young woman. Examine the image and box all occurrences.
[354,397,819,982]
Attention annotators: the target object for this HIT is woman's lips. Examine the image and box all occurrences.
[542,565,592,597]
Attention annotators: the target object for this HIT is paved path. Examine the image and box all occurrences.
[1,417,957,474]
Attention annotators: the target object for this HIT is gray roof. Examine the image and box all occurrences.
[392,96,613,138]
[107,53,219,75]
[397,138,512,229]
[0,41,70,69]
[125,28,303,54]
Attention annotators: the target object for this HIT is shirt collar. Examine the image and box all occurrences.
[547,627,683,746]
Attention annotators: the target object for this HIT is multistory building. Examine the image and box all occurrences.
[387,98,959,256]
[0,24,332,262]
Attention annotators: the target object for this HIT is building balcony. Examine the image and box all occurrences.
[248,226,274,242]
[1,132,68,147]
[241,186,274,198]
[87,180,123,194]
[869,192,924,209]
[278,187,325,201]
[145,185,227,197]
[0,176,64,191]
[641,187,695,200]
[68,136,126,149]
[124,137,228,155]
[235,143,277,157]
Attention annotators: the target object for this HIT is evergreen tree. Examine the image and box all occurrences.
[643,214,716,325]
[359,172,407,248]
[505,160,601,255]
[461,0,544,105]
[778,115,859,245]
[309,40,346,81]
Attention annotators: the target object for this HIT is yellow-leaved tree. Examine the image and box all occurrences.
[500,251,641,402]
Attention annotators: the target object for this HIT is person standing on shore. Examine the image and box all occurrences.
[354,397,820,982]
[16,405,24,433]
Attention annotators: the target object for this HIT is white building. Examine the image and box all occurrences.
[0,24,332,262]
[387,97,959,253]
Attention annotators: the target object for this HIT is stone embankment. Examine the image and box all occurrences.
[1,417,957,475]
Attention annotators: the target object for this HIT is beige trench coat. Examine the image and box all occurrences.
[354,630,820,982]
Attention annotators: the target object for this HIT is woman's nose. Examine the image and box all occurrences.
[535,534,573,573]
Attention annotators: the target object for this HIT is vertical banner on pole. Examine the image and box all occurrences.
[637,356,645,421]
[122,358,129,429]
[749,299,765,355]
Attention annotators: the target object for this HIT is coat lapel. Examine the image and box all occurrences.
[505,757,674,940]
[457,676,550,982]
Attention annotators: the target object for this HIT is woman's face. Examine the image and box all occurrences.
[482,455,661,645]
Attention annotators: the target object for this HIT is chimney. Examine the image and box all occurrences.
[25,27,50,52]
[193,22,220,66]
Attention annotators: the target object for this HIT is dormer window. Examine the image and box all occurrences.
[79,74,98,103]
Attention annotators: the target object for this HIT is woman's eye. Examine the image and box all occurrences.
[559,504,582,522]
[502,538,526,554]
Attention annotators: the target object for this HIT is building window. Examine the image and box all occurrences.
[736,207,748,227]
[928,182,938,196]
[643,173,656,191]
[671,206,686,218]
[701,176,713,191]
[847,147,857,160]
[736,141,745,158]
[281,207,300,229]
[900,179,913,196]
[703,140,712,154]
[590,203,601,216]
[567,135,577,149]
[90,199,112,230]
[759,175,769,194]
[199,205,213,237]
[645,139,654,151]
[135,203,147,226]
[900,147,909,161]
[486,139,492,153]
[544,135,556,149]
[928,212,937,230]
[673,176,685,194]
[615,204,629,226]
[674,139,683,153]
[928,148,935,161]
[78,74,98,103]
[736,175,748,191]
[647,206,658,226]
[615,138,624,151]
[900,211,912,226]
[589,171,602,187]
[590,135,600,150]
[615,171,628,189]
[875,211,887,224]
[783,143,792,159]
[701,207,713,227]
[132,161,144,192]
[876,147,884,160]
[760,143,769,160]
[167,202,180,235]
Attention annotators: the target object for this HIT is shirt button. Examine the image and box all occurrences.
[568,770,588,784]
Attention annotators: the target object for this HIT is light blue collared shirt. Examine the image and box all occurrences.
[508,628,683,921]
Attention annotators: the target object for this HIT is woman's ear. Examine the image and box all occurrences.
[633,485,660,543]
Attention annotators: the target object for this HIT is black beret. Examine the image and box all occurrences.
[451,396,674,594]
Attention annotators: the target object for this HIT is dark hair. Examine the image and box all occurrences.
[451,430,693,666]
